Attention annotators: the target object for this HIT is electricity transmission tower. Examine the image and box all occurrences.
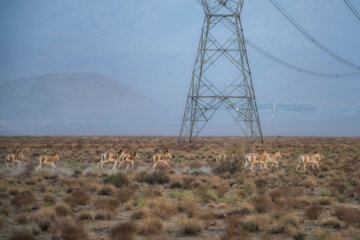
[179,0,263,143]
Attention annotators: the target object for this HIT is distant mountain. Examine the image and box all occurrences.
[0,73,177,135]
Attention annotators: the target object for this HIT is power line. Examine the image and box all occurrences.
[270,0,360,70]
[245,38,360,78]
[344,0,360,22]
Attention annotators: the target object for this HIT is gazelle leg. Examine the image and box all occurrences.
[250,163,254,172]
[125,164,129,171]
[153,162,158,170]
[164,160,170,168]
[132,160,134,169]
[303,163,307,171]
[276,161,279,168]
[296,163,301,172]
[111,160,118,171]
[316,161,320,169]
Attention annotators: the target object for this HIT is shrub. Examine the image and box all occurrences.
[321,217,341,229]
[98,184,117,196]
[144,172,169,185]
[252,195,272,213]
[110,222,137,240]
[43,194,56,205]
[78,211,94,221]
[30,208,56,232]
[64,188,89,207]
[115,188,134,203]
[16,213,28,224]
[305,204,323,220]
[10,232,36,240]
[148,199,176,220]
[11,191,36,207]
[138,217,163,235]
[131,208,151,220]
[105,173,129,188]
[58,217,88,240]
[178,199,199,218]
[222,216,250,240]
[55,203,71,217]
[334,205,360,225]
[179,218,203,235]
[94,197,120,212]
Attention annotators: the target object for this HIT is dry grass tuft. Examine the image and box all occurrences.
[305,204,323,220]
[30,208,56,232]
[334,205,360,225]
[138,217,163,235]
[148,199,177,220]
[115,188,134,203]
[178,199,199,217]
[98,184,117,196]
[110,222,137,240]
[179,218,203,235]
[64,188,89,207]
[56,217,89,240]
[11,190,36,207]
[43,194,56,205]
[94,197,120,212]
[252,194,272,213]
[55,203,71,217]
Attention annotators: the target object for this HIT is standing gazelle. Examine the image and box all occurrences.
[265,150,282,168]
[98,150,123,169]
[5,151,24,168]
[296,152,321,172]
[36,152,61,172]
[152,151,172,170]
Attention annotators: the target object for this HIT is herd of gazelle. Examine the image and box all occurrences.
[4,149,321,173]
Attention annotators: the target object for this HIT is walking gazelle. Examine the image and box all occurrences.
[117,150,140,171]
[152,151,172,170]
[36,152,61,172]
[296,152,321,172]
[98,150,123,170]
[244,150,268,172]
[5,151,24,168]
[265,150,282,169]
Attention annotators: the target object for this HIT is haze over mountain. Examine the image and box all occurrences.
[0,73,178,135]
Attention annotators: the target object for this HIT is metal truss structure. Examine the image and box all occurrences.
[179,0,263,143]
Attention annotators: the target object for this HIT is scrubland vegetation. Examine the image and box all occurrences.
[0,136,360,239]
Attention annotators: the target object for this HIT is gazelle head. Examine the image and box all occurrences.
[53,152,61,161]
[17,151,24,158]
[312,152,321,161]
[164,150,173,159]
[273,150,281,158]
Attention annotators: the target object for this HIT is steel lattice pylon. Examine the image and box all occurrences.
[179,0,263,143]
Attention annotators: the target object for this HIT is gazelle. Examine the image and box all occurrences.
[35,152,61,172]
[98,150,123,169]
[152,151,172,170]
[117,150,140,171]
[5,151,24,168]
[244,150,267,172]
[296,152,321,172]
[265,150,282,168]
[215,153,227,165]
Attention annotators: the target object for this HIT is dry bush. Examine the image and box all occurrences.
[64,187,89,207]
[10,232,36,240]
[252,194,272,213]
[334,205,360,225]
[16,213,28,224]
[110,222,137,240]
[8,188,19,196]
[214,144,244,174]
[182,175,195,189]
[98,184,117,196]
[178,199,199,217]
[179,218,203,236]
[55,203,71,217]
[11,190,36,207]
[269,189,283,202]
[321,217,342,229]
[30,208,56,232]
[43,194,56,205]
[317,197,332,206]
[148,199,177,220]
[241,214,269,232]
[145,172,169,185]
[305,204,323,220]
[78,211,94,221]
[115,188,134,203]
[105,172,129,188]
[216,185,229,197]
[169,174,182,188]
[222,216,250,240]
[268,213,299,236]
[94,197,120,212]
[55,217,89,240]
[131,208,151,220]
[138,217,163,235]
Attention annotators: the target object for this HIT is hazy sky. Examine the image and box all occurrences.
[0,0,359,136]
